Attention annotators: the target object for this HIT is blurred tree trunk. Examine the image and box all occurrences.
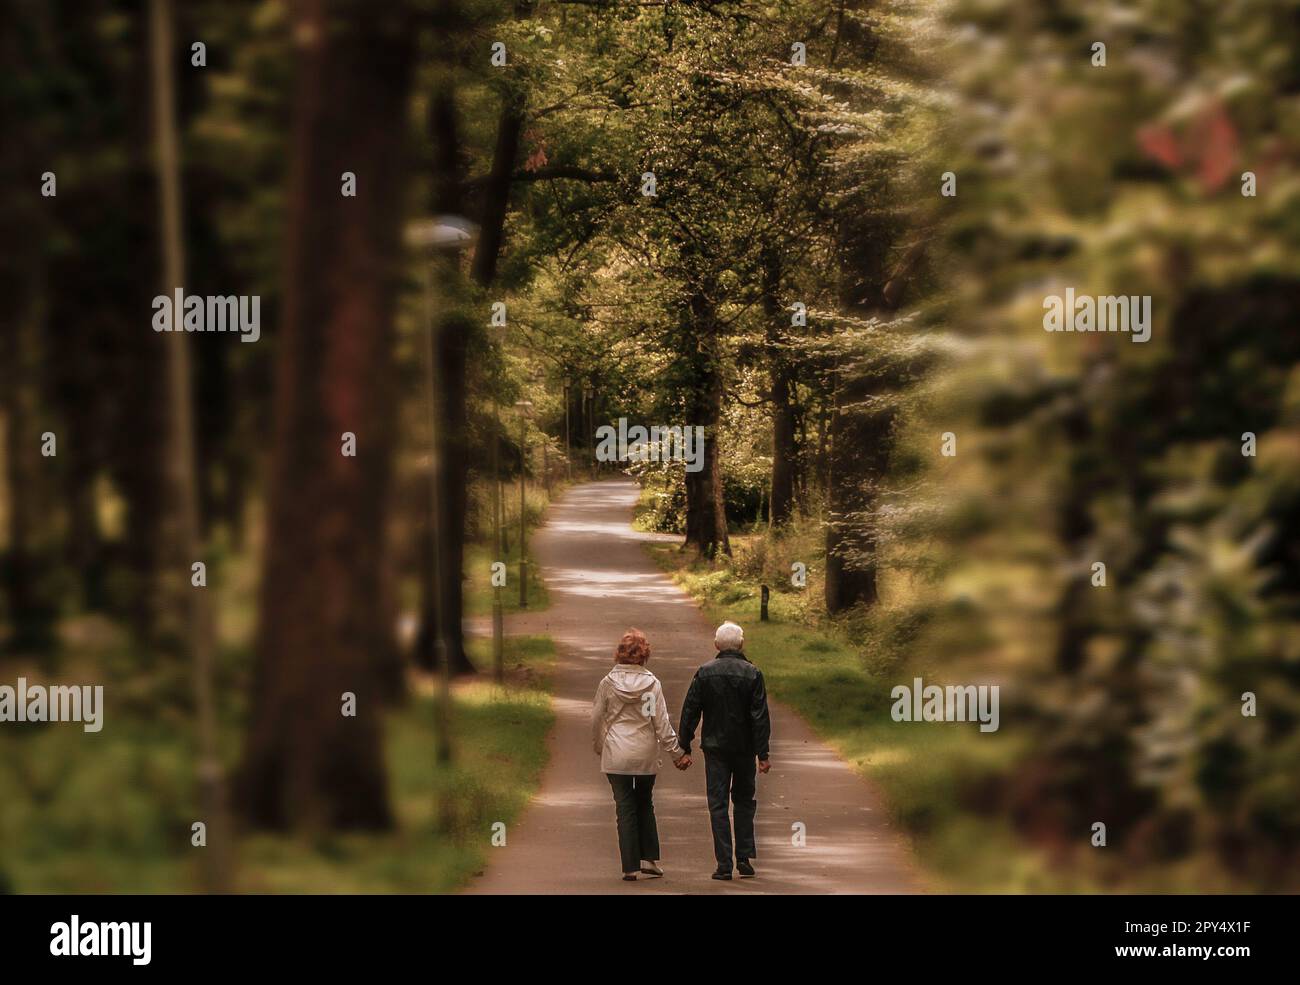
[428,294,475,676]
[55,317,108,612]
[410,79,456,674]
[106,14,173,646]
[64,446,105,610]
[418,0,534,677]
[0,8,58,655]
[1,273,58,654]
[432,69,472,678]
[413,75,476,676]
[115,335,170,643]
[238,0,414,831]
[148,0,233,889]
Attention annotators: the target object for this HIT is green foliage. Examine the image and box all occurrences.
[632,464,688,534]
[889,0,1300,882]
[463,490,553,618]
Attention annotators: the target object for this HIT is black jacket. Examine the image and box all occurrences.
[678,649,771,760]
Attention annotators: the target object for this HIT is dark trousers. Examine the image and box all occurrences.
[606,774,659,873]
[705,753,757,868]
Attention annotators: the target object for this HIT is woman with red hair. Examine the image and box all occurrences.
[591,628,690,881]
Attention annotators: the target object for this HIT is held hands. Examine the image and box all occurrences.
[758,759,771,774]
[675,754,693,771]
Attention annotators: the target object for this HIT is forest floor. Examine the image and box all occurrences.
[0,630,555,893]
[465,479,924,894]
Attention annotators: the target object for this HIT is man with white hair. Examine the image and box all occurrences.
[678,621,772,880]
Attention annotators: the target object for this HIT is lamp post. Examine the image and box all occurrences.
[584,384,595,472]
[406,214,478,762]
[543,434,550,496]
[515,399,534,608]
[490,324,506,684]
[562,375,572,482]
[532,367,550,498]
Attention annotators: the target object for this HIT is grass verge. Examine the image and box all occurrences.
[464,540,549,617]
[0,634,555,893]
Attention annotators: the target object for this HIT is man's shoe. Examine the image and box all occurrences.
[711,866,732,881]
[622,873,638,881]
[737,859,755,878]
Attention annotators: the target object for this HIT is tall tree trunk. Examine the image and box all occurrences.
[762,244,797,526]
[823,291,894,614]
[681,294,729,558]
[413,77,476,676]
[824,368,894,613]
[431,73,475,675]
[115,334,170,644]
[0,6,59,656]
[107,15,174,646]
[769,372,797,526]
[823,157,900,613]
[64,447,104,611]
[238,0,414,831]
[57,322,107,610]
[415,0,533,677]
[1,269,57,654]
[430,301,474,674]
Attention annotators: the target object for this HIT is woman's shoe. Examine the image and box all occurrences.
[622,872,638,881]
[640,861,664,878]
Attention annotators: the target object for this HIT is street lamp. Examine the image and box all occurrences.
[404,214,479,252]
[515,399,533,608]
[407,213,478,763]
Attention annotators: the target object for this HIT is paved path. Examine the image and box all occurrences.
[467,479,924,894]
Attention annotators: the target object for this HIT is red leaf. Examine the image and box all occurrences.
[1138,123,1181,169]
[1191,102,1237,193]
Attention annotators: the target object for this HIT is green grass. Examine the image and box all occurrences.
[452,480,555,618]
[464,540,549,617]
[0,634,555,894]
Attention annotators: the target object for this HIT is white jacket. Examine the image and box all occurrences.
[591,664,684,775]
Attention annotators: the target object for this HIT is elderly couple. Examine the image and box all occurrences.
[590,620,772,882]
